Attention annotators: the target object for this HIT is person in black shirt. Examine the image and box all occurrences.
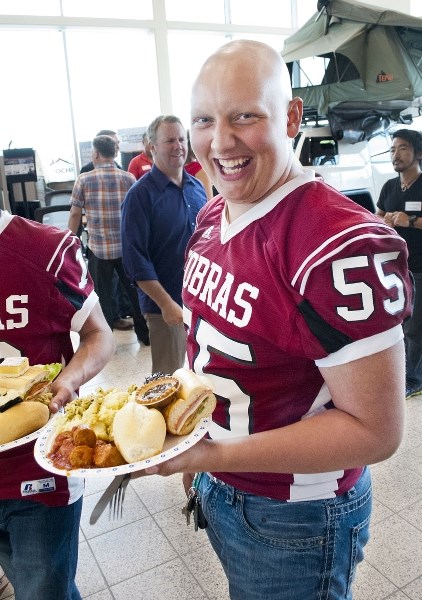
[80,129,121,173]
[377,128,422,398]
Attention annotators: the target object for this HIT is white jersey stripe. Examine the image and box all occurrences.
[297,232,401,295]
[53,235,77,278]
[70,290,99,333]
[316,324,403,367]
[46,228,73,273]
[291,222,394,288]
[66,476,84,504]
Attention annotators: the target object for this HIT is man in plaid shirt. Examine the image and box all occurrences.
[68,135,147,342]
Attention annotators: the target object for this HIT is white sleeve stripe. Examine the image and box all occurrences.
[291,222,394,288]
[46,229,74,273]
[53,236,77,278]
[315,325,404,367]
[66,477,84,504]
[297,232,401,295]
[70,290,99,333]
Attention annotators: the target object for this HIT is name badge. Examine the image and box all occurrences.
[21,477,56,496]
[405,201,422,211]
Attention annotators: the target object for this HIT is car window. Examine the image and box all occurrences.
[299,136,338,167]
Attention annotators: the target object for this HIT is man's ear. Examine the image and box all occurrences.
[287,97,303,139]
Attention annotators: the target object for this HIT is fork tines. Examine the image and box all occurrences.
[108,475,130,520]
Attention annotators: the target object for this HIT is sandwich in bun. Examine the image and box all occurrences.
[0,361,62,405]
[0,400,49,444]
[113,402,167,463]
[162,368,216,436]
[0,360,62,444]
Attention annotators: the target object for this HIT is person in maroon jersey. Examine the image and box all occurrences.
[0,209,115,600]
[142,41,414,599]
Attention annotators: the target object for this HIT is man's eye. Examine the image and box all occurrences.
[192,117,211,127]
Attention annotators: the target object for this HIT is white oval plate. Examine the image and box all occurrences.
[0,409,59,453]
[33,414,210,477]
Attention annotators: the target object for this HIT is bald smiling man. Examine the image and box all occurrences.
[142,40,413,600]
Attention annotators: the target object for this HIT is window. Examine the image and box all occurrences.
[230,0,291,27]
[0,0,59,15]
[165,0,225,23]
[168,31,228,128]
[0,30,74,182]
[299,137,339,167]
[62,0,152,19]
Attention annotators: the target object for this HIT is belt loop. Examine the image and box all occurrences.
[225,483,235,505]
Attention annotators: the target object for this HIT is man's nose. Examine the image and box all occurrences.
[210,120,235,153]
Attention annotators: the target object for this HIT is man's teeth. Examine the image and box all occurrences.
[219,158,248,174]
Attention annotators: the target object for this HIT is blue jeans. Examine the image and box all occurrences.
[404,271,422,389]
[0,498,82,600]
[199,468,372,600]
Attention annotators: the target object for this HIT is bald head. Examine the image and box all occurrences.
[194,40,292,105]
[190,39,303,209]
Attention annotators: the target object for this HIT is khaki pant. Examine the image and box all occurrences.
[144,313,186,375]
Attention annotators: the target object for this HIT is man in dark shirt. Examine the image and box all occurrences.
[377,128,422,398]
[80,129,121,174]
[121,115,207,374]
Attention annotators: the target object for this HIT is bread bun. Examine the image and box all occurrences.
[112,402,166,463]
[0,401,49,444]
[163,369,216,436]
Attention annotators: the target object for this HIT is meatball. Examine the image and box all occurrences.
[94,443,126,468]
[72,425,97,448]
[69,445,94,468]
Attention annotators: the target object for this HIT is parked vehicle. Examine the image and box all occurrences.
[293,123,396,212]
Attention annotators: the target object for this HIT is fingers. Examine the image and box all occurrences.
[49,387,73,413]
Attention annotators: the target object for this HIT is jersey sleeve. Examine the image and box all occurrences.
[46,229,97,332]
[287,221,413,363]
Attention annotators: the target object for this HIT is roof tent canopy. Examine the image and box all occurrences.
[282,0,422,118]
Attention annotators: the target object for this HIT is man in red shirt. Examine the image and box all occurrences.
[127,132,153,180]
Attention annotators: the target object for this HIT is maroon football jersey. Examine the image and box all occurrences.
[182,175,413,501]
[0,211,97,506]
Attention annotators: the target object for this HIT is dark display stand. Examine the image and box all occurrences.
[3,148,38,219]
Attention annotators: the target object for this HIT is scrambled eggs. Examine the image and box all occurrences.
[56,386,137,441]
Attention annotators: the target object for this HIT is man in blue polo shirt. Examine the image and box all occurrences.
[121,115,206,374]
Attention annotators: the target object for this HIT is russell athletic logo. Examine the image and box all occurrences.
[21,477,56,496]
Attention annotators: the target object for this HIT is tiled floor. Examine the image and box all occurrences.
[5,328,422,599]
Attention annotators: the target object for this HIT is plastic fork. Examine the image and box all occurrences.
[108,474,131,520]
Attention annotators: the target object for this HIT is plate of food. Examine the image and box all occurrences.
[0,358,63,452]
[34,369,216,477]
